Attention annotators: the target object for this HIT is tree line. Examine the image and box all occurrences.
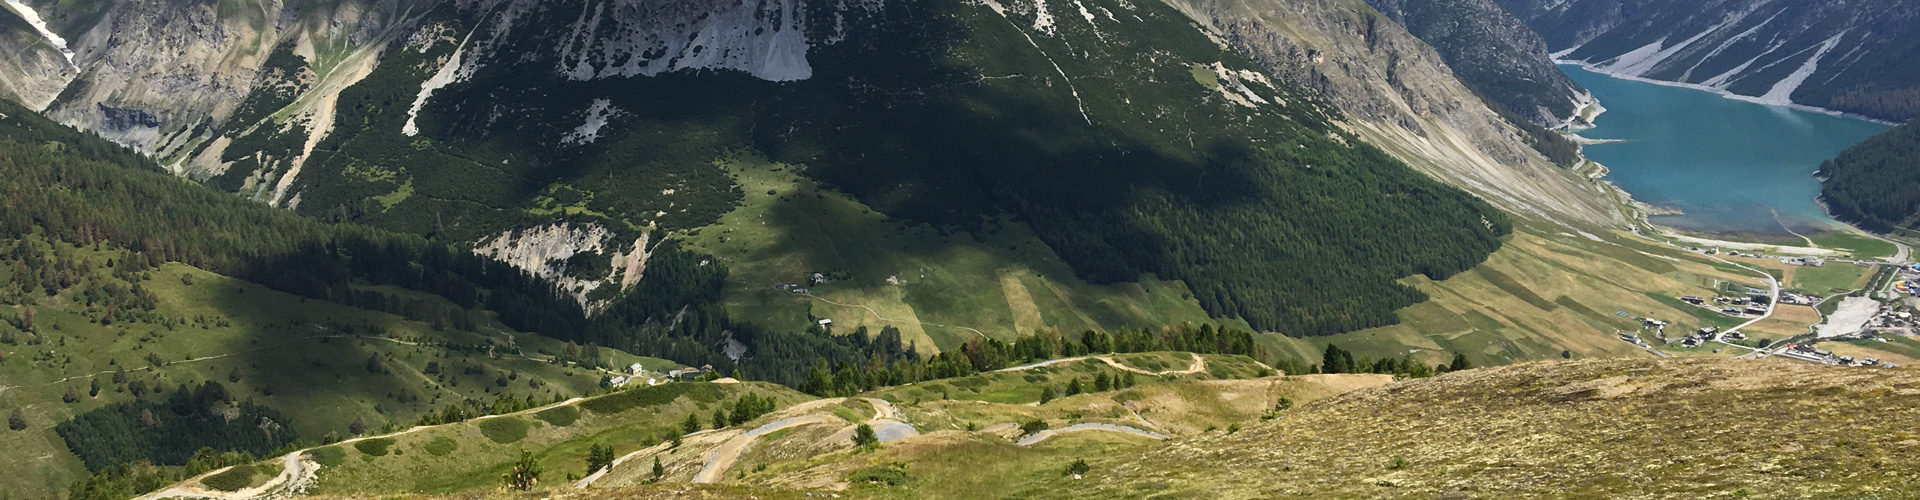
[1818,118,1920,233]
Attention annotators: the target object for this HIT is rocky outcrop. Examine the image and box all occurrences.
[472,222,652,310]
[1164,0,1624,228]
[18,0,434,157]
[1495,0,1920,122]
[1362,0,1586,127]
[0,1,76,109]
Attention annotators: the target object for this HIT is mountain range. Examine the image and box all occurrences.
[4,1,1920,499]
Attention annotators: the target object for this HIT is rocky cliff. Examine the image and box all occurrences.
[1363,0,1588,128]
[0,1,75,109]
[1495,0,1920,122]
[16,0,430,164]
[1164,0,1622,228]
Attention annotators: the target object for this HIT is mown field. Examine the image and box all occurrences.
[1248,226,1784,369]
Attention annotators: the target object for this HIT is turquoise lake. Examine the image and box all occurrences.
[1561,65,1891,237]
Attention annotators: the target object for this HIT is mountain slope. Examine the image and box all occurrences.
[0,1,74,110]
[1817,119,1920,233]
[1063,358,1920,499]
[1162,0,1622,228]
[1496,0,1920,122]
[1362,0,1590,128]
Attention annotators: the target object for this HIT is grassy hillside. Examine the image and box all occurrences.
[1063,358,1920,499]
[1246,225,1785,368]
[0,230,674,500]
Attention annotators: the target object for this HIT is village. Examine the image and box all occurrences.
[1614,241,1920,368]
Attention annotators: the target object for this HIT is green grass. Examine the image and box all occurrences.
[303,382,809,496]
[200,464,255,492]
[579,383,725,415]
[534,405,579,427]
[677,153,1233,352]
[0,232,663,498]
[309,447,346,467]
[479,417,530,444]
[354,438,396,457]
[423,436,458,457]
[1809,231,1899,259]
[1788,263,1871,294]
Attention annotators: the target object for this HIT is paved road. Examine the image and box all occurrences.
[1015,423,1168,446]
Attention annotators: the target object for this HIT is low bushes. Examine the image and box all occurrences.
[480,417,530,444]
[353,438,396,457]
[200,465,255,492]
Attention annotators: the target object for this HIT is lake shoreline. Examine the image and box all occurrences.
[1563,64,1890,239]
[1554,60,1899,126]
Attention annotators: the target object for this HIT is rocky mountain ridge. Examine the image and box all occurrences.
[1495,0,1920,122]
[1164,0,1621,227]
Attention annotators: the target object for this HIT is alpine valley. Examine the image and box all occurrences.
[1,1,1919,499]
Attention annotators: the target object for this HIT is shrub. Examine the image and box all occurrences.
[480,417,530,444]
[200,464,255,491]
[534,405,579,426]
[424,436,458,456]
[1020,420,1049,436]
[852,423,879,449]
[846,463,911,486]
[308,446,346,467]
[353,438,396,457]
[1062,459,1090,477]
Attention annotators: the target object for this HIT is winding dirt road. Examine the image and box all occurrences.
[1014,423,1168,446]
[996,352,1207,376]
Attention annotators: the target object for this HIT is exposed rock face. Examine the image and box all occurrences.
[1495,0,1920,122]
[0,1,76,109]
[550,0,815,82]
[1164,0,1623,228]
[1362,0,1586,127]
[18,0,431,157]
[472,222,651,309]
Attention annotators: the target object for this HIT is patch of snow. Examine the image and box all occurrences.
[2,0,73,64]
[1759,31,1847,105]
[561,99,622,145]
[1073,0,1096,23]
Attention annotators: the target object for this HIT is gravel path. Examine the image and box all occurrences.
[1015,423,1168,446]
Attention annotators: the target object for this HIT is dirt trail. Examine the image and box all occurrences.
[692,414,836,483]
[574,441,672,489]
[1015,423,1168,446]
[996,352,1207,376]
[134,452,316,500]
[137,393,592,498]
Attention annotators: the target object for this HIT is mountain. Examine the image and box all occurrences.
[1,0,1546,339]
[1362,0,1592,129]
[1495,0,1920,122]
[1161,0,1619,227]
[1817,119,1920,233]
